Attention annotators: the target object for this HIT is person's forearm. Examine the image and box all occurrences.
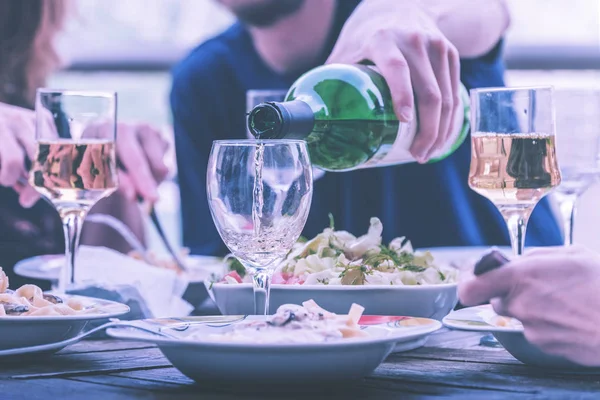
[422,0,511,57]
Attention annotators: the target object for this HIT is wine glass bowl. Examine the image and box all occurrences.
[207,140,313,315]
[31,89,118,293]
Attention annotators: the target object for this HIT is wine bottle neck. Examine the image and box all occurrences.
[248,100,315,140]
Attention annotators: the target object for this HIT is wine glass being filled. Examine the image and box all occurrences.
[30,89,118,293]
[207,140,313,315]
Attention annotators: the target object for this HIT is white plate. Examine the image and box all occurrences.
[208,282,458,321]
[14,250,225,284]
[442,304,523,333]
[0,295,129,352]
[443,305,600,370]
[106,314,441,384]
[420,246,511,270]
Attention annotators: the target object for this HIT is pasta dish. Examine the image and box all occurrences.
[0,267,96,316]
[192,300,368,344]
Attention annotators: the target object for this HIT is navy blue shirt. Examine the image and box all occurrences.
[170,1,562,256]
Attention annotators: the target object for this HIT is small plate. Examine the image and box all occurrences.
[0,295,129,351]
[444,306,600,371]
[107,314,441,384]
[14,247,225,284]
[442,304,523,333]
[420,246,511,270]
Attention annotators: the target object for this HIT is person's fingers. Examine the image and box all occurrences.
[78,149,95,189]
[37,107,60,139]
[49,143,71,160]
[136,124,169,181]
[490,298,508,316]
[10,113,36,161]
[367,33,414,123]
[116,124,158,202]
[16,183,40,208]
[47,174,70,188]
[447,42,461,142]
[402,34,442,162]
[460,251,576,307]
[117,170,136,202]
[90,144,107,189]
[426,39,460,160]
[458,266,516,306]
[0,124,26,187]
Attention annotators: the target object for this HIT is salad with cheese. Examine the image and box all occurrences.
[221,216,457,286]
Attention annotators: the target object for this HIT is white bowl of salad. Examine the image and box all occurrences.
[208,217,459,320]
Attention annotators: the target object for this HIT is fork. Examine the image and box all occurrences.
[115,159,187,273]
[0,319,178,357]
[146,203,188,273]
[86,213,150,262]
[89,207,188,273]
[19,170,187,272]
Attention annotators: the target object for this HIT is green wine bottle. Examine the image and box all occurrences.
[247,63,470,171]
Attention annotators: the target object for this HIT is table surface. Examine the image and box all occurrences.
[2,329,599,400]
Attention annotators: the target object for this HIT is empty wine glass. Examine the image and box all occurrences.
[553,89,600,245]
[469,86,561,256]
[207,140,313,314]
[30,89,118,293]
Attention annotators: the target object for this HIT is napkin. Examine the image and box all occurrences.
[69,245,193,318]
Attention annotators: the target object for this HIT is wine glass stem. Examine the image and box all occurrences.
[59,208,88,294]
[502,211,530,256]
[252,269,272,315]
[558,194,578,246]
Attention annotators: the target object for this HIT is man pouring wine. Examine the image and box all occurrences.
[170,0,563,256]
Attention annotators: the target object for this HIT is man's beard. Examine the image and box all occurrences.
[230,0,305,27]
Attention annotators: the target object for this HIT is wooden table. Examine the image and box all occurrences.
[2,329,599,399]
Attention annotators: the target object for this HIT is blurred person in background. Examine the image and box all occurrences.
[171,0,562,256]
[459,245,600,367]
[0,0,168,287]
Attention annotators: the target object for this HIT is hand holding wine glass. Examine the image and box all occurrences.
[207,140,313,315]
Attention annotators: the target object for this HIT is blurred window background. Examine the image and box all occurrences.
[49,0,600,250]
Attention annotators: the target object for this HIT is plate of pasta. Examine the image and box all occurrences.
[106,300,441,384]
[0,267,129,352]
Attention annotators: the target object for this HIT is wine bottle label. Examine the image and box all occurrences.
[361,84,470,168]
